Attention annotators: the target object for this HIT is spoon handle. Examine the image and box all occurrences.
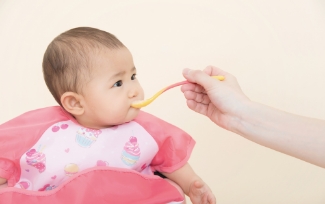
[131,75,225,108]
[162,75,225,94]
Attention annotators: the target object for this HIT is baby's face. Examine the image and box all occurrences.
[79,47,144,129]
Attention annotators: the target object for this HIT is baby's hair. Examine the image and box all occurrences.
[42,27,125,106]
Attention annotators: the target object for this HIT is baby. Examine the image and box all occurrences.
[0,27,215,204]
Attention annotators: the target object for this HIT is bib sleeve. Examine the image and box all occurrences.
[0,106,70,186]
[134,111,195,173]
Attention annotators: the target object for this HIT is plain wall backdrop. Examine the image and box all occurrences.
[0,0,324,203]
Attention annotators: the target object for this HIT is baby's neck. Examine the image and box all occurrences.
[68,114,114,130]
[77,117,115,129]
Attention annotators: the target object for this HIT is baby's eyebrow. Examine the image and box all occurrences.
[110,67,137,80]
[111,71,125,78]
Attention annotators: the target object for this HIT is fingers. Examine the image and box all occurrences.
[204,65,238,86]
[206,190,217,204]
[181,83,205,93]
[183,91,210,104]
[208,194,217,204]
[182,68,220,91]
[203,65,229,77]
[189,180,216,204]
[182,82,211,114]
[183,89,210,116]
[186,100,209,116]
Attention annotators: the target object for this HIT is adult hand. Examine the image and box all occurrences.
[181,66,250,131]
[182,66,325,168]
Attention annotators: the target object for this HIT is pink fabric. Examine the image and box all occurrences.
[0,106,70,186]
[0,106,195,203]
[135,111,195,173]
[15,120,161,191]
[0,167,183,204]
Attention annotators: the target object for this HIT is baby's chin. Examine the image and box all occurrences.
[131,108,140,117]
[120,108,140,124]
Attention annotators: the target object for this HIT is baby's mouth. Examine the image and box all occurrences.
[131,100,144,109]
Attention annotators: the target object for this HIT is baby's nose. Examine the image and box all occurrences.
[128,87,138,98]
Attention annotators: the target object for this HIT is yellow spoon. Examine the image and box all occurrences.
[131,75,225,108]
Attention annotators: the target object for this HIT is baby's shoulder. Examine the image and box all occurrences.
[134,111,168,123]
[0,106,71,128]
[134,111,190,138]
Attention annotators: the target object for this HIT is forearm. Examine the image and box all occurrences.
[162,163,201,195]
[232,101,325,168]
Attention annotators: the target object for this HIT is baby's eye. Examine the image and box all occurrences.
[113,80,123,87]
[131,74,136,80]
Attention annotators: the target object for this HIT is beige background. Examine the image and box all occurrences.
[0,0,324,203]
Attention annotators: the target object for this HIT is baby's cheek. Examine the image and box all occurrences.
[110,107,127,120]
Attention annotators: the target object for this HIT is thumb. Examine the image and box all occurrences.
[182,68,218,91]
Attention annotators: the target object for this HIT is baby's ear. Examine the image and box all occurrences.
[60,92,84,116]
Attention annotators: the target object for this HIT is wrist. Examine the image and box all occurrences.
[0,178,7,185]
[228,100,259,135]
[186,177,203,195]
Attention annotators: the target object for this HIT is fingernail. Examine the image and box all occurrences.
[183,68,190,76]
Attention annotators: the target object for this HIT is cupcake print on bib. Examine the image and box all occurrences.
[121,136,141,166]
[25,146,46,173]
[75,127,102,148]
